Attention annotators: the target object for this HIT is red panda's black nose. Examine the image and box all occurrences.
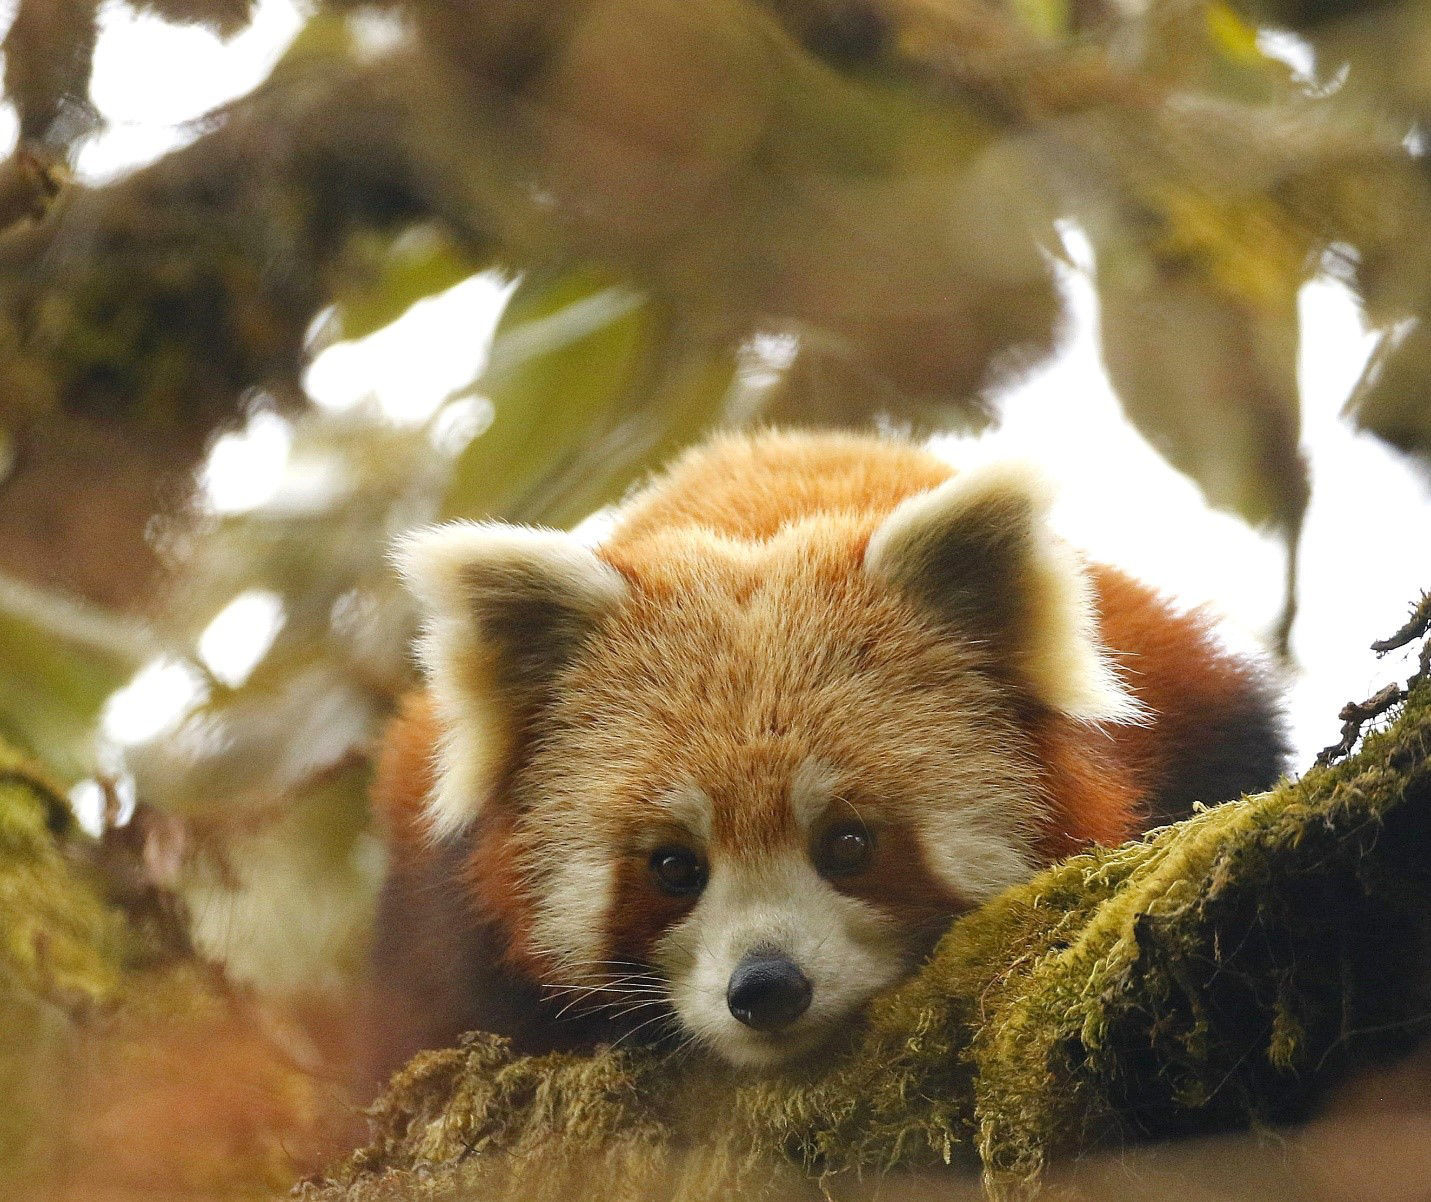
[726,949,812,1032]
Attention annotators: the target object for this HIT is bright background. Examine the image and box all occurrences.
[4,0,1428,769]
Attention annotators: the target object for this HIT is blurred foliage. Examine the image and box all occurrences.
[2,0,101,147]
[131,0,263,35]
[332,226,490,343]
[1,0,1427,611]
[0,0,1430,1185]
[442,266,745,526]
[0,736,341,1194]
[1350,316,1431,460]
[0,575,151,782]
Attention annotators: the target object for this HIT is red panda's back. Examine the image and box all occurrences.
[608,430,953,547]
[1092,565,1286,824]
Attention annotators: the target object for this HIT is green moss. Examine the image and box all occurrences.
[312,680,1431,1202]
[0,738,334,1195]
[0,741,128,1179]
[0,743,128,1005]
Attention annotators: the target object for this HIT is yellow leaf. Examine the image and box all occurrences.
[1205,2,1266,68]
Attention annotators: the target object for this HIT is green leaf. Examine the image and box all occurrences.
[0,577,151,783]
[441,265,744,529]
[440,267,658,523]
[524,327,744,530]
[332,227,491,344]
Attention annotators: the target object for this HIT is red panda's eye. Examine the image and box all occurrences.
[649,846,706,896]
[815,822,873,877]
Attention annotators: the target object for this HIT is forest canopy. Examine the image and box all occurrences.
[1,0,1430,1198]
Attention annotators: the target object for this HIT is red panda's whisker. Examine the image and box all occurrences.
[551,997,600,1022]
[543,969,663,988]
[609,1010,681,1051]
[548,982,669,1021]
[549,990,666,1022]
[547,959,653,976]
[542,966,665,989]
[543,979,667,1002]
[605,999,674,1023]
[664,1031,704,1067]
[554,998,664,1024]
[544,975,665,993]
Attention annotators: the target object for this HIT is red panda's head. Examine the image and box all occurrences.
[396,460,1141,1067]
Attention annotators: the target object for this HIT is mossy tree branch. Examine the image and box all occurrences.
[303,617,1431,1202]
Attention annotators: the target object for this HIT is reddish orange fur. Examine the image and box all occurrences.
[374,694,550,984]
[371,691,438,855]
[597,431,1277,852]
[368,430,1285,1078]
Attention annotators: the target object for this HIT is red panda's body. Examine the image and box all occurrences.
[365,431,1286,1083]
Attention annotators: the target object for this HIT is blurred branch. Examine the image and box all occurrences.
[131,0,263,35]
[6,0,1421,554]
[0,47,496,605]
[0,147,65,232]
[0,570,160,665]
[1,0,101,150]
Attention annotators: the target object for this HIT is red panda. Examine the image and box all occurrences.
[364,430,1286,1082]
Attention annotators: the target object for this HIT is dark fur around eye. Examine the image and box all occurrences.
[649,845,707,896]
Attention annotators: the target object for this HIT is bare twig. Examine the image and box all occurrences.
[1371,592,1431,656]
[0,568,161,665]
[1316,593,1431,765]
[1316,683,1406,766]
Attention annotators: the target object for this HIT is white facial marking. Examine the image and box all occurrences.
[788,756,839,832]
[653,783,713,844]
[393,520,628,838]
[863,460,1146,726]
[914,810,1037,903]
[654,851,903,1067]
[529,845,618,977]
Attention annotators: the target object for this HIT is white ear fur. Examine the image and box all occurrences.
[394,522,628,837]
[863,461,1144,724]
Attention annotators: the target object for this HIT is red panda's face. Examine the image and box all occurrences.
[497,525,1048,1066]
[397,454,1140,1067]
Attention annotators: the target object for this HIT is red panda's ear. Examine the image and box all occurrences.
[863,461,1144,724]
[394,523,627,836]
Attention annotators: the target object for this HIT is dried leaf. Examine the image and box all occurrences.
[1099,244,1308,529]
[0,149,65,233]
[1097,232,1309,648]
[1345,315,1431,469]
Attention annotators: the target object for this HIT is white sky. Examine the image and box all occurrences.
[959,229,1430,764]
[10,0,1428,777]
